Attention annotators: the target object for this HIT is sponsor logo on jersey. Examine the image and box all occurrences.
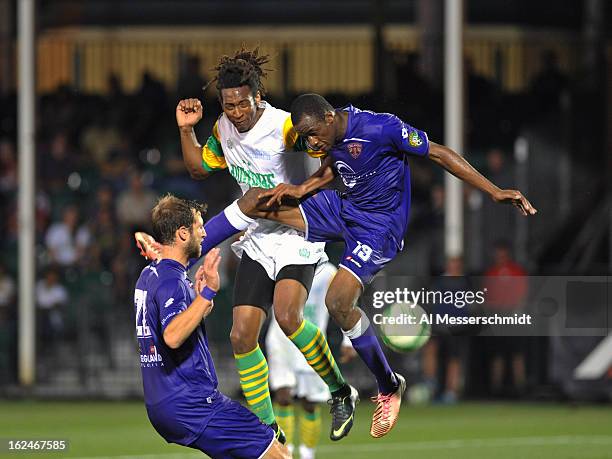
[229,164,276,189]
[409,130,423,147]
[227,139,235,150]
[335,161,357,188]
[347,142,363,159]
[164,298,174,308]
[251,149,271,160]
[140,343,163,367]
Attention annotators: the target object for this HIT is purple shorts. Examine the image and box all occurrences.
[149,393,274,459]
[299,189,401,285]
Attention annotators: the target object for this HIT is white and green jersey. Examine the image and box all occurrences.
[200,102,327,280]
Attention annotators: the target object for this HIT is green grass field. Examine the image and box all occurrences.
[1,401,611,459]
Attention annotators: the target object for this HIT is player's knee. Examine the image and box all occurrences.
[275,387,293,406]
[274,306,303,336]
[325,289,352,317]
[301,399,317,413]
[229,324,258,354]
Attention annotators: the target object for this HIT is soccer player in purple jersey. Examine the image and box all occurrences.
[134,194,289,459]
[233,94,537,438]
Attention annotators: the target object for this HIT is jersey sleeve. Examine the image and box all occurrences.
[201,121,228,172]
[282,116,327,159]
[383,115,429,157]
[155,279,190,333]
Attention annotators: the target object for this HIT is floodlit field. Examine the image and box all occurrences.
[1,401,612,458]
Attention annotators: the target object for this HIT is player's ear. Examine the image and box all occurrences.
[254,91,261,105]
[324,110,335,125]
[177,226,189,242]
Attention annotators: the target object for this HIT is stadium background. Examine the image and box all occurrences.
[0,0,611,457]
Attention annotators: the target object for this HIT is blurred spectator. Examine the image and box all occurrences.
[44,205,91,268]
[529,50,570,114]
[89,208,120,270]
[483,240,528,397]
[36,267,68,346]
[482,148,516,263]
[0,138,17,193]
[133,71,168,148]
[80,111,122,167]
[427,183,445,275]
[0,262,15,383]
[39,131,77,193]
[176,55,207,100]
[465,57,500,147]
[116,172,158,230]
[422,256,472,404]
[393,51,431,126]
[0,263,15,324]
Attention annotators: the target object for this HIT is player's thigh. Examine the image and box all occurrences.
[299,189,345,242]
[272,264,315,332]
[190,395,275,459]
[234,251,276,311]
[339,229,399,286]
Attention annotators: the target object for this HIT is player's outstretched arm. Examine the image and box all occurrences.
[177,98,210,180]
[427,141,537,216]
[163,249,221,349]
[259,155,336,207]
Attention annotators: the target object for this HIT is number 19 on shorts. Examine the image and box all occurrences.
[352,241,373,262]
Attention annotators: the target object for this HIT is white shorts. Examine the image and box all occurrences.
[232,219,327,280]
[265,318,330,403]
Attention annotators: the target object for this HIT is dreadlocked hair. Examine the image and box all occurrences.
[204,47,271,98]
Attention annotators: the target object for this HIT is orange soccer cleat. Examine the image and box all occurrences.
[135,232,162,262]
[369,373,406,438]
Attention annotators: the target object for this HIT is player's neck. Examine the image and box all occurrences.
[335,111,349,143]
[159,246,189,267]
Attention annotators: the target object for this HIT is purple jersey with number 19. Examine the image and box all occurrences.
[299,105,429,284]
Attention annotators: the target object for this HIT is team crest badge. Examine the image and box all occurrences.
[408,131,423,147]
[347,142,363,159]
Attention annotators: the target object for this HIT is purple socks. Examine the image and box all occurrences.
[349,323,398,394]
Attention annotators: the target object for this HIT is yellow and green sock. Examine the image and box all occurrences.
[289,320,346,393]
[275,404,295,446]
[300,406,322,448]
[234,345,275,425]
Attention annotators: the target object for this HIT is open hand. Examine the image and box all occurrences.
[258,183,306,207]
[493,189,537,216]
[195,248,222,292]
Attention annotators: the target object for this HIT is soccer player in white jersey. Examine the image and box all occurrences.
[139,48,358,442]
[266,262,356,458]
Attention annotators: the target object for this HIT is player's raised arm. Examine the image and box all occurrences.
[427,141,537,216]
[176,98,209,179]
[259,155,335,207]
